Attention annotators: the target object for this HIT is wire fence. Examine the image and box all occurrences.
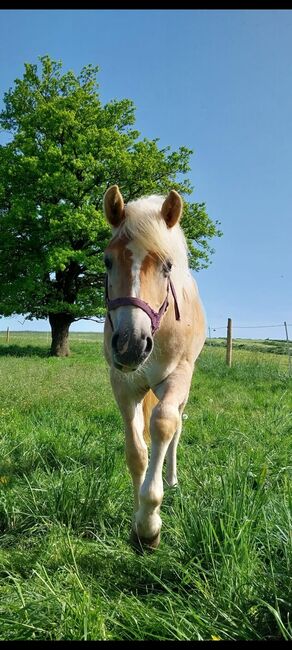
[209,323,292,331]
[207,319,291,376]
[0,320,291,376]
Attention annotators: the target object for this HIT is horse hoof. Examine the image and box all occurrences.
[129,528,161,554]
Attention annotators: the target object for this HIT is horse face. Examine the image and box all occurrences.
[104,237,171,372]
[103,185,182,373]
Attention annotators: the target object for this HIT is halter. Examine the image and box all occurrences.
[105,274,180,335]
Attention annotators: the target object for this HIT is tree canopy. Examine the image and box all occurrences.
[0,55,222,354]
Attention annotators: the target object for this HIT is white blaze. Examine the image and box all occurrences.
[126,241,147,297]
[125,240,152,335]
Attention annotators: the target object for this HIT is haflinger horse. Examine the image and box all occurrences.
[103,185,206,551]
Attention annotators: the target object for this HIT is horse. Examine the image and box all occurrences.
[103,185,206,550]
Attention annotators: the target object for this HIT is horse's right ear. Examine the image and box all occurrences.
[103,185,125,227]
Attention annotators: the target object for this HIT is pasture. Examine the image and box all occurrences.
[0,332,291,640]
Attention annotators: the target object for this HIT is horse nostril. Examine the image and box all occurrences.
[145,337,153,354]
[112,332,119,353]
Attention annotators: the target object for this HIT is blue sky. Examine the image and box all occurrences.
[0,9,291,340]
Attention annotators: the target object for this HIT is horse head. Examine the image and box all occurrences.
[103,185,182,373]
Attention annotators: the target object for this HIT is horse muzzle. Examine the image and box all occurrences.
[111,330,153,372]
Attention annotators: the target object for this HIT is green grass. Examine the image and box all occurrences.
[0,332,291,640]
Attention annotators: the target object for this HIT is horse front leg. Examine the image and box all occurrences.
[165,398,187,487]
[124,401,148,512]
[133,366,192,550]
[109,372,148,514]
[133,401,179,549]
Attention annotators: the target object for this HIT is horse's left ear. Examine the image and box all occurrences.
[161,190,183,228]
[103,185,125,228]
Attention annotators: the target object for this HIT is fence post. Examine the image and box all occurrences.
[226,318,232,367]
[284,321,291,377]
[6,327,10,344]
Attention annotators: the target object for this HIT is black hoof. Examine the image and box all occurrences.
[129,527,161,554]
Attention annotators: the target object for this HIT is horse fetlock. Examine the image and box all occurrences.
[134,511,162,542]
[165,473,178,488]
[139,481,163,509]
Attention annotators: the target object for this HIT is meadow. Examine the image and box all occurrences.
[0,332,291,640]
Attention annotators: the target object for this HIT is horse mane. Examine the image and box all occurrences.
[117,194,189,270]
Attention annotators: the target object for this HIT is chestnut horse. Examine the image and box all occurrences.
[103,185,206,550]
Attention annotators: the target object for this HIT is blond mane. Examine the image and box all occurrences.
[115,194,189,271]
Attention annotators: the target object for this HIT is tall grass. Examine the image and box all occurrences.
[0,333,291,640]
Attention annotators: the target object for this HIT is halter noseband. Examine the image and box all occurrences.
[105,274,180,335]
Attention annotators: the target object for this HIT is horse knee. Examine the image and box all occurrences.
[150,402,180,443]
[126,444,147,477]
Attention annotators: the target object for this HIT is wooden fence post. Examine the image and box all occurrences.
[226,318,232,367]
[284,321,291,377]
[6,327,10,344]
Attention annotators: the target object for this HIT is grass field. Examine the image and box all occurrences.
[0,332,291,640]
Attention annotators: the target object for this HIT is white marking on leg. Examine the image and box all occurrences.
[166,418,182,487]
[124,402,148,512]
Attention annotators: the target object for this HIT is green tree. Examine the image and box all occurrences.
[0,56,222,356]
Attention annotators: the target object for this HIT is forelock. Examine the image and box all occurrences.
[115,194,188,267]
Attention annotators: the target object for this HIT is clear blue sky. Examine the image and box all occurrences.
[0,9,291,340]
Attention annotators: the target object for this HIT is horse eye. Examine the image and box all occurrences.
[104,256,112,270]
[163,260,172,275]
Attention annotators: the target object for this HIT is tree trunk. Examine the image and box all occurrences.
[49,313,73,357]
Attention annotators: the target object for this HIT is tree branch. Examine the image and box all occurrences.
[74,316,105,323]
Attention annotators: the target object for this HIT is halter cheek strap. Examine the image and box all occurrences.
[105,274,180,335]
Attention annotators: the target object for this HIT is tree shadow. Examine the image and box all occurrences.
[0,344,50,358]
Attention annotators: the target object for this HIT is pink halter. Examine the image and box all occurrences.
[105,274,180,335]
